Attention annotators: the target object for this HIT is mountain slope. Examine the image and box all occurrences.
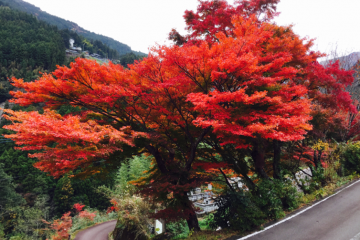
[1,0,139,56]
[321,52,360,70]
[0,4,69,101]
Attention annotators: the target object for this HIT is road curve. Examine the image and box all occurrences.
[74,220,117,240]
[232,179,360,240]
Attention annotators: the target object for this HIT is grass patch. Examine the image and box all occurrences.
[182,229,239,240]
[298,174,359,207]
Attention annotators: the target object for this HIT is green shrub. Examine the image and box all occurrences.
[254,179,285,220]
[166,220,189,239]
[209,190,265,232]
[208,179,299,232]
[198,217,211,230]
[258,179,299,212]
[343,142,360,175]
[307,165,326,191]
[112,195,155,239]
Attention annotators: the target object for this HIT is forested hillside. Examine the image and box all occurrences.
[0,0,143,56]
[0,1,130,102]
[0,4,66,102]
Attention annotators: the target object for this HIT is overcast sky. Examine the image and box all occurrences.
[24,0,360,57]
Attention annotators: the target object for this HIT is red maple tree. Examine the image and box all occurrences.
[3,0,356,231]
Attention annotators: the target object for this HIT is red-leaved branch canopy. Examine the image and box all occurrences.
[2,11,355,181]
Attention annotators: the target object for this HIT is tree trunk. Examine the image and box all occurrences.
[186,208,201,232]
[180,191,201,232]
[273,140,282,180]
[251,142,270,180]
[313,150,321,170]
[148,145,201,232]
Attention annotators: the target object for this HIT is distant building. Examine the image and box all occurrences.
[69,38,75,48]
[66,49,80,56]
[71,47,82,52]
[90,53,102,58]
[69,38,82,52]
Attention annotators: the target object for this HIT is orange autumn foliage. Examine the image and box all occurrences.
[48,212,72,240]
[3,108,146,177]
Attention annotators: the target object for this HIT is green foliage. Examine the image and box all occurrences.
[128,155,151,181]
[0,6,66,101]
[105,154,152,197]
[57,104,82,116]
[10,196,50,239]
[209,190,265,232]
[113,195,155,240]
[53,174,113,217]
[308,165,326,190]
[209,179,298,232]
[119,52,145,68]
[166,220,189,239]
[3,196,51,239]
[71,176,112,211]
[255,179,298,218]
[54,175,74,216]
[0,163,24,208]
[0,129,57,201]
[0,145,55,196]
[342,141,360,174]
[116,163,130,194]
[0,223,4,239]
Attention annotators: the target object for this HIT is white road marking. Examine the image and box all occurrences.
[237,179,360,240]
[350,231,360,240]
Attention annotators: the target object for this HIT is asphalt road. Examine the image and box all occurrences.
[236,179,360,240]
[74,220,117,240]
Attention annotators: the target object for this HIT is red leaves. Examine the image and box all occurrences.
[73,203,85,212]
[5,10,351,178]
[73,203,96,221]
[78,210,97,221]
[106,206,117,214]
[305,61,356,113]
[183,16,313,147]
[3,108,146,177]
[49,212,72,240]
[171,0,280,46]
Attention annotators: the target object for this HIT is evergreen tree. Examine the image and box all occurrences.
[0,163,24,208]
[116,163,129,194]
[53,175,73,216]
